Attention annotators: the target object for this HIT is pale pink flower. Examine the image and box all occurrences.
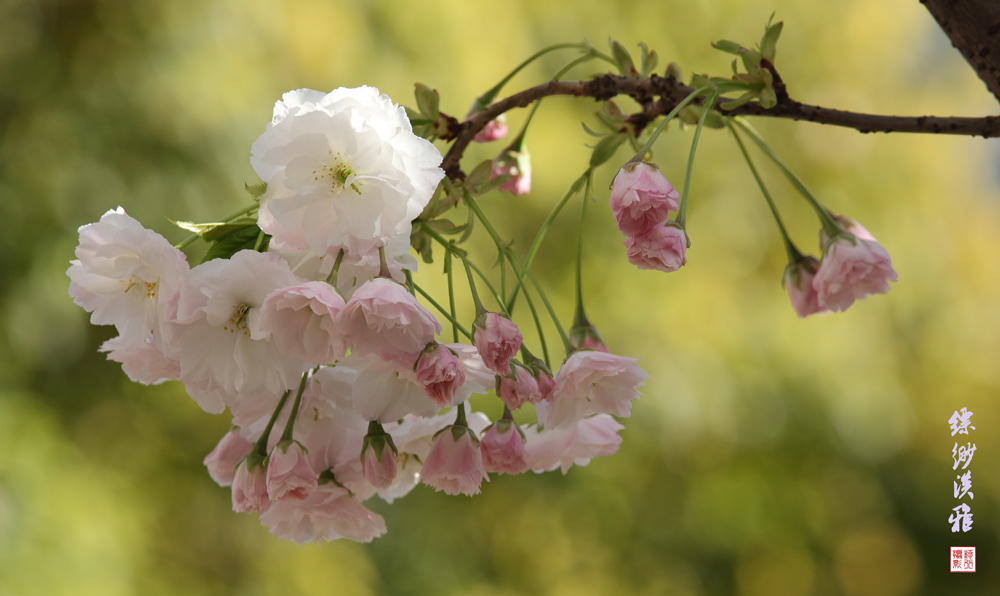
[361,441,398,489]
[473,312,522,375]
[524,415,624,474]
[625,223,687,272]
[251,87,444,258]
[539,350,648,429]
[473,114,508,143]
[232,457,271,514]
[415,343,466,407]
[783,256,825,318]
[67,207,189,343]
[259,483,387,544]
[99,335,180,385]
[266,441,318,501]
[498,365,542,411]
[258,281,347,364]
[421,426,489,496]
[812,234,898,312]
[339,277,442,366]
[490,147,531,196]
[825,213,877,243]
[204,428,254,487]
[610,162,680,235]
[480,420,528,475]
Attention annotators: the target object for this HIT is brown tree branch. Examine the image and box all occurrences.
[441,74,1000,176]
[921,0,1000,103]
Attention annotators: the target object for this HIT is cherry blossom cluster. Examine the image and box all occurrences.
[68,86,646,544]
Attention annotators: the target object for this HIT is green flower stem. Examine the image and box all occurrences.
[573,171,592,327]
[412,281,472,340]
[507,169,590,313]
[253,389,291,457]
[725,118,802,262]
[326,249,346,286]
[504,246,571,354]
[631,86,712,164]
[731,116,841,236]
[173,204,259,250]
[455,402,468,427]
[404,269,416,295]
[420,223,507,315]
[445,250,459,343]
[511,268,550,370]
[473,43,584,110]
[677,90,719,230]
[280,370,311,443]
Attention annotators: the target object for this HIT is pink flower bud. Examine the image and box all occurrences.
[490,147,531,196]
[480,420,528,475]
[473,312,522,375]
[812,234,897,312]
[361,438,398,489]
[610,162,680,235]
[783,256,824,318]
[232,456,270,514]
[204,428,253,487]
[415,343,466,407]
[624,223,687,272]
[473,114,508,143]
[534,366,556,400]
[266,440,318,501]
[421,426,489,496]
[498,365,542,411]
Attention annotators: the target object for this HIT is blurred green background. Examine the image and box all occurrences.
[1,0,998,594]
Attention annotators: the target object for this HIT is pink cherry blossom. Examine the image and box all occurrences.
[259,483,387,544]
[204,428,254,487]
[610,162,680,235]
[783,256,825,318]
[232,458,271,514]
[812,234,898,312]
[480,420,528,475]
[490,147,531,196]
[361,441,398,489]
[99,335,180,385]
[473,114,508,143]
[473,312,522,375]
[266,441,318,501]
[421,426,489,496]
[624,223,687,272]
[415,343,466,407]
[339,277,442,366]
[539,350,648,430]
[258,281,347,364]
[498,365,542,411]
[524,414,624,474]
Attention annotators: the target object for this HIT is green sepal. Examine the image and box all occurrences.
[589,133,627,168]
[414,83,440,120]
[201,224,269,263]
[245,182,267,201]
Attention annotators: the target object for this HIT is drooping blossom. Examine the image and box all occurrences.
[204,428,254,487]
[524,414,624,474]
[232,456,271,514]
[266,440,318,501]
[250,86,445,257]
[473,312,522,375]
[812,234,897,312]
[624,223,687,272]
[163,250,310,417]
[609,162,680,235]
[473,113,508,143]
[538,350,648,430]
[258,281,346,364]
[67,207,189,343]
[421,424,489,496]
[490,146,531,196]
[498,364,542,411]
[259,482,387,544]
[783,256,825,318]
[415,342,466,407]
[339,277,442,366]
[360,423,398,489]
[480,419,528,475]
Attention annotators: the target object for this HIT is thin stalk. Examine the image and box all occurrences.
[504,247,571,353]
[631,86,712,164]
[677,90,719,229]
[473,43,584,110]
[445,249,459,343]
[280,370,311,442]
[253,390,291,457]
[412,281,472,340]
[326,249,346,286]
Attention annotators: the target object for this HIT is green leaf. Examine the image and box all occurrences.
[719,91,755,111]
[581,122,607,138]
[589,133,627,168]
[245,182,267,200]
[711,39,743,55]
[414,83,440,120]
[760,20,783,63]
[411,227,434,264]
[201,224,268,263]
[464,160,493,193]
[170,218,258,241]
[759,86,777,109]
[610,40,637,76]
[638,42,658,77]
